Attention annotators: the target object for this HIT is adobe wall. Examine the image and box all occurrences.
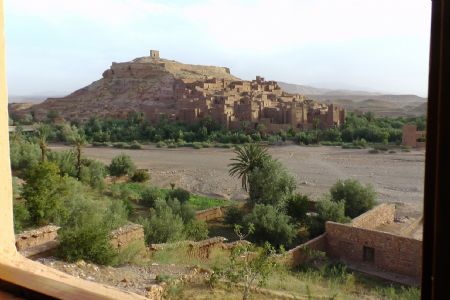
[195,207,223,222]
[109,223,145,250]
[351,203,395,230]
[326,222,422,280]
[402,124,418,147]
[15,225,60,252]
[285,233,327,266]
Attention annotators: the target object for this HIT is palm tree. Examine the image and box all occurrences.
[36,123,51,162]
[228,143,270,191]
[68,128,87,179]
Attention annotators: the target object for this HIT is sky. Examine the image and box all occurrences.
[5,0,431,98]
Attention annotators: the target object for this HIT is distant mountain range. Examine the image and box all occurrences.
[278,82,427,117]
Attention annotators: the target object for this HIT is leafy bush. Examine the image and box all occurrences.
[309,197,351,237]
[167,187,191,204]
[13,201,30,233]
[368,149,379,154]
[109,154,136,177]
[166,198,196,224]
[140,203,185,244]
[140,187,161,207]
[286,193,310,222]
[224,205,245,226]
[113,142,128,149]
[9,139,40,171]
[243,204,297,247]
[184,220,209,241]
[129,141,142,149]
[92,141,110,147]
[47,150,77,177]
[58,219,116,265]
[22,162,66,226]
[130,169,150,182]
[330,179,377,218]
[79,159,107,189]
[156,141,166,148]
[248,159,296,208]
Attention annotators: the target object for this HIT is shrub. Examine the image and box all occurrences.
[286,194,310,222]
[193,142,203,149]
[248,159,296,208]
[13,201,30,233]
[368,149,379,154]
[113,142,128,149]
[79,159,107,189]
[330,179,377,218]
[156,141,166,148]
[110,184,141,202]
[140,203,185,244]
[140,187,161,207]
[22,162,66,226]
[243,204,297,247]
[92,141,109,147]
[352,138,368,148]
[309,197,351,237]
[167,187,191,204]
[131,169,150,182]
[47,150,77,177]
[109,154,136,177]
[9,139,40,171]
[129,141,142,149]
[166,198,196,224]
[184,220,209,241]
[58,220,116,265]
[224,205,245,226]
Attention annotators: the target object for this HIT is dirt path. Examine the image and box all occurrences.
[50,144,425,216]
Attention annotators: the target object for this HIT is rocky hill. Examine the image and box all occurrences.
[14,52,239,121]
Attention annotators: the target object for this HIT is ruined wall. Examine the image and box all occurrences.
[15,225,60,252]
[109,223,145,250]
[195,207,223,222]
[326,222,422,280]
[285,233,328,267]
[351,203,395,230]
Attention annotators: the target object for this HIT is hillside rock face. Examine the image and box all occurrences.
[27,54,239,121]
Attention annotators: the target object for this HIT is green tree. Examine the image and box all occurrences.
[36,123,52,162]
[330,179,377,218]
[229,143,270,191]
[109,154,136,177]
[184,220,209,241]
[286,193,310,222]
[247,159,296,207]
[22,162,65,225]
[140,202,185,243]
[66,128,87,179]
[309,196,351,236]
[243,204,297,247]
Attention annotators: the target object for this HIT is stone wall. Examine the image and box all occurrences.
[326,222,422,280]
[15,225,60,257]
[351,203,395,230]
[109,223,145,250]
[195,207,223,222]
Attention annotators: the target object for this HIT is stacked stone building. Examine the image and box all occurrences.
[174,75,345,132]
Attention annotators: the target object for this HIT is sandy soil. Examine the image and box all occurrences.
[50,144,425,217]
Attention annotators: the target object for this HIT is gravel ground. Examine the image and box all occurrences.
[37,257,193,297]
[50,144,425,217]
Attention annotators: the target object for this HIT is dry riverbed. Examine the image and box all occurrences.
[50,144,425,217]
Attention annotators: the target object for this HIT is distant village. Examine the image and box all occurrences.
[144,50,346,132]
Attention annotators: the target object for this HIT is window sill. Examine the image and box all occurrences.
[0,252,147,300]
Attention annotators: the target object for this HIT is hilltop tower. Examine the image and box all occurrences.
[150,50,160,59]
